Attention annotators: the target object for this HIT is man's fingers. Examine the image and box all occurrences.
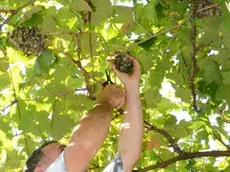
[110,62,126,77]
[127,56,140,67]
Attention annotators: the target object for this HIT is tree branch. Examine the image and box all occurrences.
[72,8,98,100]
[0,0,35,30]
[189,2,199,111]
[136,150,230,171]
[144,121,186,156]
[9,68,21,118]
[0,99,18,113]
[137,121,230,171]
[196,3,221,13]
[129,19,188,49]
[87,7,96,97]
[164,36,176,54]
[0,9,17,14]
[179,44,192,78]
[214,133,230,150]
[64,52,97,100]
[0,88,88,113]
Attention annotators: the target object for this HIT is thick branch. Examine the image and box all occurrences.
[0,0,35,30]
[144,121,185,156]
[136,150,230,171]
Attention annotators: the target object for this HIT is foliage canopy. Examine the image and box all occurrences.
[1,0,230,171]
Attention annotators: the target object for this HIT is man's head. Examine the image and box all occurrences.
[25,141,66,172]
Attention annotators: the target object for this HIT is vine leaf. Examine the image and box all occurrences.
[34,49,56,74]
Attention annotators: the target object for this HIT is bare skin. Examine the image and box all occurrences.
[111,56,143,171]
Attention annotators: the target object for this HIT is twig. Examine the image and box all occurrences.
[0,0,35,30]
[179,45,191,77]
[43,32,79,36]
[196,41,213,51]
[9,68,31,154]
[214,133,230,150]
[189,2,198,111]
[131,5,152,36]
[164,36,176,57]
[0,99,17,113]
[36,77,52,96]
[128,19,188,49]
[129,2,221,51]
[144,121,186,157]
[0,88,88,111]
[218,109,230,123]
[88,9,96,96]
[9,68,21,118]
[23,88,88,101]
[196,3,221,13]
[0,9,16,14]
[24,138,30,155]
[72,8,98,100]
[65,52,96,100]
[136,150,230,171]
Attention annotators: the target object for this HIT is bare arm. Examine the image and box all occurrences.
[111,56,143,171]
[119,86,143,171]
[64,85,125,172]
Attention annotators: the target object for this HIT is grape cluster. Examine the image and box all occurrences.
[8,27,47,56]
[195,0,221,18]
[114,53,133,74]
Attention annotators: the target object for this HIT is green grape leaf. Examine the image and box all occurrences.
[0,58,9,72]
[92,0,113,18]
[34,49,56,74]
[51,114,75,140]
[71,0,92,12]
[200,59,222,85]
[113,6,133,23]
[222,71,230,85]
[144,88,161,108]
[41,16,57,33]
[138,37,156,51]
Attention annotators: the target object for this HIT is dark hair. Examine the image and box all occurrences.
[24,141,58,172]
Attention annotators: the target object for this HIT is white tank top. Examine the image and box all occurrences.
[45,152,67,172]
[45,152,123,172]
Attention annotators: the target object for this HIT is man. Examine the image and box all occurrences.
[24,56,143,172]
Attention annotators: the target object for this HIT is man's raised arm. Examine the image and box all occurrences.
[64,85,125,172]
[111,56,143,171]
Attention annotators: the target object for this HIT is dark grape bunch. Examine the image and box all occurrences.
[114,53,133,74]
[8,27,47,56]
[194,0,221,18]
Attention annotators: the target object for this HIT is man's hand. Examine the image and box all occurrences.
[110,56,141,89]
[96,84,125,109]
